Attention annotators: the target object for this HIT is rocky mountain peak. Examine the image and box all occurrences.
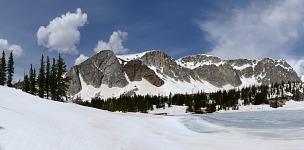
[254,58,298,85]
[66,50,129,95]
[177,54,222,69]
[66,50,302,99]
[123,59,164,87]
[225,59,256,68]
[179,54,222,63]
[139,50,175,68]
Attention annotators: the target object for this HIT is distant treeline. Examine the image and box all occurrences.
[75,81,304,114]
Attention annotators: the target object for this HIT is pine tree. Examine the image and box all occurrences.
[168,92,172,107]
[37,55,45,98]
[0,51,6,85]
[23,74,30,93]
[7,51,14,87]
[50,58,57,100]
[56,54,70,101]
[45,56,51,99]
[29,64,37,95]
[33,69,37,94]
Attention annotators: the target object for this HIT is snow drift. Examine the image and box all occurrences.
[1,86,304,150]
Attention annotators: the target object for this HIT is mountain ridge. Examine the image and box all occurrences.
[66,50,301,100]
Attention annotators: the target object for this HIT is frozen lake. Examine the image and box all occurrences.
[182,110,304,140]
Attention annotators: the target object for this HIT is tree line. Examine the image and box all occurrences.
[22,54,70,101]
[74,91,223,114]
[0,51,14,87]
[75,81,303,114]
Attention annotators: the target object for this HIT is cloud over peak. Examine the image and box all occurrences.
[201,0,304,60]
[37,8,87,54]
[74,54,89,65]
[94,30,129,55]
[0,39,23,57]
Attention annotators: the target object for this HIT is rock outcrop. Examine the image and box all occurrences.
[254,58,299,85]
[178,54,222,68]
[139,51,198,82]
[193,64,241,87]
[179,54,301,86]
[123,59,164,87]
[66,50,129,95]
[66,66,82,95]
[226,59,256,78]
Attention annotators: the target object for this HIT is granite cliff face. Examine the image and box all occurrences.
[66,50,301,98]
[178,54,301,86]
[139,51,197,82]
[123,59,164,87]
[66,50,129,95]
[193,64,242,87]
[254,58,299,85]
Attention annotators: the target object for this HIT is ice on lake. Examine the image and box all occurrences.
[182,110,304,140]
[180,118,222,133]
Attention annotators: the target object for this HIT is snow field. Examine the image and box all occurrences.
[1,86,304,150]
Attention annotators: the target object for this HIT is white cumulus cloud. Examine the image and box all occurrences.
[94,30,129,55]
[286,58,304,75]
[37,8,87,54]
[74,54,89,65]
[0,39,23,57]
[200,0,304,60]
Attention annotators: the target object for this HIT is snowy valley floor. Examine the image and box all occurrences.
[1,86,304,150]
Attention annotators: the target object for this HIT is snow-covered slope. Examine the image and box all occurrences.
[0,86,193,150]
[76,72,222,101]
[1,86,304,150]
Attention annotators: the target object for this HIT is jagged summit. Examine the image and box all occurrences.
[116,50,158,61]
[177,54,223,69]
[66,50,301,100]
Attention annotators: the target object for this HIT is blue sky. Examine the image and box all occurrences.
[0,0,304,81]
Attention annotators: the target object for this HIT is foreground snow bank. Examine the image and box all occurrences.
[1,86,304,150]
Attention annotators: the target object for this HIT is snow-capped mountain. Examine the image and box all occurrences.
[66,50,301,100]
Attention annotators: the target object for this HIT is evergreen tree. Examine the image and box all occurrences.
[193,97,202,113]
[37,55,45,98]
[34,69,37,93]
[0,51,6,85]
[168,92,172,107]
[50,58,57,100]
[23,74,30,93]
[186,100,194,113]
[7,51,14,87]
[29,64,37,95]
[56,54,70,101]
[45,56,51,99]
